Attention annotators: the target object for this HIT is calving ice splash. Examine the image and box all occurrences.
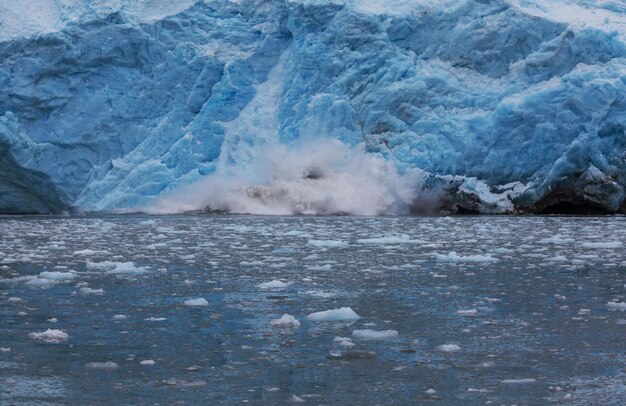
[150,139,425,215]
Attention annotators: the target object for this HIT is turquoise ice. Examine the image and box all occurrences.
[1,0,625,213]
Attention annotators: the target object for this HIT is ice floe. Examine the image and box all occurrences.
[433,251,499,263]
[357,234,423,244]
[270,314,301,328]
[298,290,336,299]
[86,261,146,274]
[435,344,461,352]
[85,361,119,370]
[501,378,537,384]
[457,309,478,316]
[79,287,104,295]
[581,241,623,249]
[307,307,359,321]
[607,302,626,310]
[184,298,209,307]
[352,329,399,340]
[29,329,69,343]
[334,337,356,347]
[306,240,349,249]
[258,280,290,289]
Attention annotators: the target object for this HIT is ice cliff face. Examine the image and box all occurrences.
[1,0,625,214]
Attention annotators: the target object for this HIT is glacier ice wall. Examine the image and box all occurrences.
[0,0,625,214]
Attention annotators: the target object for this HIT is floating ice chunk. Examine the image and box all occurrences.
[550,255,568,262]
[0,257,17,264]
[47,318,58,323]
[240,260,265,267]
[80,287,104,295]
[352,329,398,340]
[7,297,22,302]
[73,249,107,256]
[258,280,290,289]
[0,347,10,352]
[581,241,623,249]
[270,314,301,328]
[113,314,127,320]
[86,261,117,271]
[290,395,305,403]
[38,271,76,281]
[425,389,437,395]
[0,276,34,284]
[435,344,461,352]
[166,378,207,387]
[305,264,333,271]
[539,235,575,244]
[184,298,209,307]
[334,336,355,347]
[145,242,167,250]
[25,278,58,287]
[457,309,478,316]
[145,317,167,321]
[307,240,349,249]
[607,302,626,310]
[467,388,490,393]
[140,360,155,366]
[86,261,146,274]
[85,361,119,370]
[29,329,69,343]
[307,307,360,321]
[433,251,499,263]
[327,349,376,360]
[25,270,78,287]
[284,230,310,237]
[501,378,537,384]
[357,234,423,244]
[272,247,297,254]
[106,262,146,275]
[299,290,336,299]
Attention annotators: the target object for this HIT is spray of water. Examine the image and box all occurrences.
[148,138,428,215]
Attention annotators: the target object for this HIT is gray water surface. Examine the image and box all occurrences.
[1,215,626,405]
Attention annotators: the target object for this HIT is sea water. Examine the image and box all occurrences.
[1,215,625,404]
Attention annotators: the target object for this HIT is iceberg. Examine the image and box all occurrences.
[0,0,624,214]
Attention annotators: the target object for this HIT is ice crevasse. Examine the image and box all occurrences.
[0,0,625,214]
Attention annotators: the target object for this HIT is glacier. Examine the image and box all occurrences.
[0,0,625,214]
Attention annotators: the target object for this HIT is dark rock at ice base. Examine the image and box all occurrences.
[1,0,625,214]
